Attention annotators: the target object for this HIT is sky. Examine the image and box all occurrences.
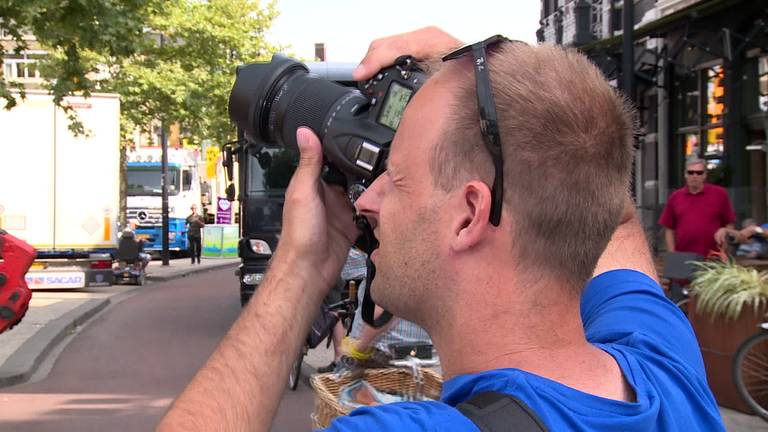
[268,0,541,62]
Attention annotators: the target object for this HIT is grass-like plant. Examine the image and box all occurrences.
[689,260,768,321]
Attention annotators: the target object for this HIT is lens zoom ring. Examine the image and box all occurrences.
[280,76,351,150]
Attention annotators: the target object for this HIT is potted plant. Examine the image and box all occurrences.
[688,259,768,412]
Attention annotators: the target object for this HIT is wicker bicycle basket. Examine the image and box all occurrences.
[310,367,443,429]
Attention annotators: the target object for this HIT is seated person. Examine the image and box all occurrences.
[118,222,151,270]
[726,219,768,259]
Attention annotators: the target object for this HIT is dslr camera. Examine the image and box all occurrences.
[227,54,427,327]
[228,54,426,187]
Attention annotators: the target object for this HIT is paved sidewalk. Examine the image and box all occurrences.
[146,257,240,282]
[0,257,239,388]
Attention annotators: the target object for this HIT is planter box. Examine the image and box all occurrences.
[689,298,766,413]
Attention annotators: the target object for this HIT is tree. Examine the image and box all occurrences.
[0,0,158,133]
[107,0,281,146]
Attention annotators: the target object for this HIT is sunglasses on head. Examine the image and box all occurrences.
[442,35,521,227]
[686,170,705,176]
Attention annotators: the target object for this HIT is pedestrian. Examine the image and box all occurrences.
[186,204,204,264]
[659,157,736,257]
[158,27,724,431]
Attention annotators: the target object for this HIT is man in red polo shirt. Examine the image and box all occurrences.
[659,157,736,256]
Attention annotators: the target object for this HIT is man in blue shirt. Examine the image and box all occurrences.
[159,27,724,431]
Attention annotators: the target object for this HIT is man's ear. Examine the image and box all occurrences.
[450,181,493,252]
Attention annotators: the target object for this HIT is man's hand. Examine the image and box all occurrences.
[738,225,764,242]
[158,128,358,432]
[353,26,462,81]
[274,127,359,290]
[714,227,729,247]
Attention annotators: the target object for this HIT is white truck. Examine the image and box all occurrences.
[0,90,120,288]
[125,147,202,253]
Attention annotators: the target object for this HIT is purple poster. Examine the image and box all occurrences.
[215,197,232,224]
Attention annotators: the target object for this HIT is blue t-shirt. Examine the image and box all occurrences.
[320,270,725,431]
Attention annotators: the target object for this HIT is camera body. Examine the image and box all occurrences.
[228,54,426,185]
[228,55,426,325]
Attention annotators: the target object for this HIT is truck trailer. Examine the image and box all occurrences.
[0,91,120,289]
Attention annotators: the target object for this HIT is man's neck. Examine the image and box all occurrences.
[687,184,705,194]
[427,272,634,402]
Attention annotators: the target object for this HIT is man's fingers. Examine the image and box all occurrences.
[294,127,323,184]
[353,45,395,81]
[353,26,461,81]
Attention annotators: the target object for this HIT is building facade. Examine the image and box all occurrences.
[538,0,768,250]
[1,29,46,89]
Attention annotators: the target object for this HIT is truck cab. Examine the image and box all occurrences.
[126,148,202,253]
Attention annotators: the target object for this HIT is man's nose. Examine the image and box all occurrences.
[355,176,385,223]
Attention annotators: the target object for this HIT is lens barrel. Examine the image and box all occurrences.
[229,54,356,151]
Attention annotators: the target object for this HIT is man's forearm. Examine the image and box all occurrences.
[664,229,675,252]
[158,255,327,431]
[594,213,658,281]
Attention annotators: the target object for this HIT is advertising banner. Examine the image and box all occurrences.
[215,197,232,224]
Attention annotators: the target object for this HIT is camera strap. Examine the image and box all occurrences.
[457,392,547,432]
[361,257,393,328]
[354,215,393,328]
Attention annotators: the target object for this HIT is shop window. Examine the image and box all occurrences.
[759,56,768,112]
[182,170,193,192]
[676,64,726,185]
[682,72,700,126]
[705,66,725,126]
[684,133,699,157]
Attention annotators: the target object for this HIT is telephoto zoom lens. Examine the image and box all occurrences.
[228,54,365,151]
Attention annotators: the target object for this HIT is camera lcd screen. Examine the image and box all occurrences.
[377,82,413,130]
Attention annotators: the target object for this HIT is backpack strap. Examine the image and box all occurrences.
[456,392,547,432]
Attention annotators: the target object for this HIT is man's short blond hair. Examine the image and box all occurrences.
[430,42,634,288]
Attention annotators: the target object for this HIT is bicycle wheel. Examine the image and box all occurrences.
[288,347,305,391]
[733,331,768,420]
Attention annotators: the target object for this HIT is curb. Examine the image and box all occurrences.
[0,261,238,389]
[0,298,110,388]
[146,261,239,282]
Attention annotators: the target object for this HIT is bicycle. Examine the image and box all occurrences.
[733,320,768,421]
[289,280,360,391]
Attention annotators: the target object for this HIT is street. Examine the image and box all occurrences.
[1,264,767,431]
[0,267,316,431]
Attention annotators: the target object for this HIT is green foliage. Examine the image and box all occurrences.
[1,0,281,143]
[105,0,281,146]
[689,260,768,321]
[0,0,157,134]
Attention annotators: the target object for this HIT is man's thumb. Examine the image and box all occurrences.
[296,127,323,178]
